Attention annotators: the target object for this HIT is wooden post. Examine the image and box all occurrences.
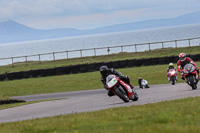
[121,46,123,52]
[135,45,137,52]
[38,54,41,63]
[66,51,68,59]
[94,48,96,56]
[107,47,110,55]
[12,57,14,67]
[175,40,177,48]
[53,52,55,61]
[188,39,191,47]
[80,50,82,57]
[149,43,151,50]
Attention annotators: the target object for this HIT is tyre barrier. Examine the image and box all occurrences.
[127,59,136,67]
[150,57,159,65]
[87,63,96,72]
[94,62,105,71]
[134,59,143,66]
[0,99,26,105]
[79,64,89,73]
[23,71,31,78]
[0,74,6,81]
[1,55,200,81]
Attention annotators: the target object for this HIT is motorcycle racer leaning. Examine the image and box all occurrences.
[99,65,134,97]
[177,53,199,80]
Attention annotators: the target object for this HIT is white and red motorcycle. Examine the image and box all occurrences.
[106,74,139,102]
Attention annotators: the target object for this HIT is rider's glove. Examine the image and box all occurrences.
[190,61,194,65]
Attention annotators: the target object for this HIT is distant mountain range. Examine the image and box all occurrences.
[0,11,200,44]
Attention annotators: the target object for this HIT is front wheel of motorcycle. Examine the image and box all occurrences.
[188,75,197,90]
[171,77,175,85]
[131,92,139,101]
[115,86,129,103]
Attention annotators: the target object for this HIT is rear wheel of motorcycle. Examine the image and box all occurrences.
[188,75,197,90]
[115,87,129,103]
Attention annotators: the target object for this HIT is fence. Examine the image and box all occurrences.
[1,37,200,66]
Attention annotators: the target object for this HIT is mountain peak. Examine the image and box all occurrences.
[1,20,18,25]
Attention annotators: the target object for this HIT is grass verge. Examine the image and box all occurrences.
[1,46,200,74]
[0,97,200,133]
[1,61,196,97]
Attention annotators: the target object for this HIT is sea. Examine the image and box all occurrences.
[0,24,200,66]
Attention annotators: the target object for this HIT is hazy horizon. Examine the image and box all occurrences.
[1,0,200,30]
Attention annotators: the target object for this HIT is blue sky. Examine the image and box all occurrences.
[0,0,200,30]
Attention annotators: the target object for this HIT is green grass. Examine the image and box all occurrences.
[1,61,194,97]
[1,46,200,74]
[1,97,200,133]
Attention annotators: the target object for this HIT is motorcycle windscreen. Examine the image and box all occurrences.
[141,79,148,85]
[106,75,118,88]
[184,64,193,70]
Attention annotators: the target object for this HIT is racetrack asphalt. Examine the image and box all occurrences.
[1,82,200,123]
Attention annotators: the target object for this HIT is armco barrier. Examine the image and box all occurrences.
[1,55,200,81]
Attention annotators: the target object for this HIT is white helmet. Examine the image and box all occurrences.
[179,53,186,61]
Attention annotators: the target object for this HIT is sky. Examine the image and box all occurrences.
[0,0,200,30]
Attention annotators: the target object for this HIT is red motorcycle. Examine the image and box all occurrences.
[167,68,177,85]
[182,64,199,90]
[106,74,139,102]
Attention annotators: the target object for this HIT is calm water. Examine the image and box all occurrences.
[0,24,200,65]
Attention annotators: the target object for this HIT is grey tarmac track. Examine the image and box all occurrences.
[1,82,200,123]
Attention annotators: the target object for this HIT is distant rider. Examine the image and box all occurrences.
[167,63,177,81]
[177,53,199,80]
[138,77,150,89]
[99,65,134,97]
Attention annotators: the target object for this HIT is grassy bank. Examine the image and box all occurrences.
[1,46,200,74]
[1,97,200,133]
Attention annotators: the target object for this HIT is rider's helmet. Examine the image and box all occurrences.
[179,53,186,61]
[99,65,108,76]
[169,63,174,68]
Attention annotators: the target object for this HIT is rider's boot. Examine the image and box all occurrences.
[128,83,134,89]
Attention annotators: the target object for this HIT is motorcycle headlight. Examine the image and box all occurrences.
[191,68,195,72]
[183,71,189,74]
[171,71,175,75]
